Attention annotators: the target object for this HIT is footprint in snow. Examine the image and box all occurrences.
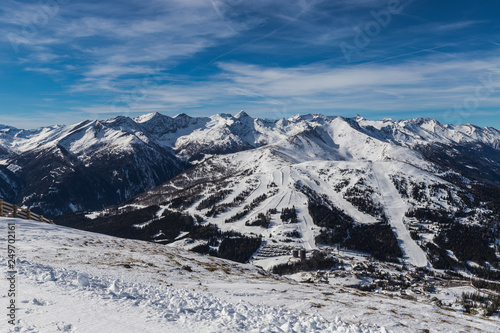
[55,322,74,332]
[76,273,90,287]
[29,298,48,306]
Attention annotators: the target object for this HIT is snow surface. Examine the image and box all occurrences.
[2,218,498,332]
[371,162,429,267]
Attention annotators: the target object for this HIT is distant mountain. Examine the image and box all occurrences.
[51,112,500,280]
[0,114,187,216]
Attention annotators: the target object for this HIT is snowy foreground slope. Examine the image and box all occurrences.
[2,218,498,332]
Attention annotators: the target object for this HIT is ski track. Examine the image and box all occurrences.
[295,162,378,224]
[371,162,429,267]
[8,260,369,333]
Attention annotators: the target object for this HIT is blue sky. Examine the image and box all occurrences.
[1,0,500,129]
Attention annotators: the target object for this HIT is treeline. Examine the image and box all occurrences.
[164,181,219,210]
[299,183,353,245]
[467,265,500,281]
[316,221,402,262]
[205,186,257,217]
[280,206,298,223]
[409,181,427,202]
[461,291,500,316]
[190,227,262,263]
[333,179,349,192]
[423,242,458,269]
[169,193,202,210]
[343,223,402,262]
[306,197,401,261]
[284,230,301,238]
[390,174,409,198]
[300,182,353,228]
[225,193,268,223]
[423,222,499,278]
[343,179,387,222]
[391,173,473,209]
[434,223,497,267]
[245,211,272,228]
[295,182,401,261]
[405,207,453,225]
[196,189,233,210]
[189,223,221,245]
[55,206,196,242]
[217,236,262,263]
[471,279,500,292]
[272,251,338,275]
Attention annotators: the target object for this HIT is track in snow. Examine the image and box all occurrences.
[371,162,429,267]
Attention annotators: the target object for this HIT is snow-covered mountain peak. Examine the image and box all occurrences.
[0,123,19,133]
[57,119,140,156]
[172,112,191,120]
[135,112,209,138]
[234,110,251,119]
[210,113,234,121]
[353,116,500,149]
[288,113,304,122]
[134,111,164,123]
[1,112,498,164]
[104,115,141,132]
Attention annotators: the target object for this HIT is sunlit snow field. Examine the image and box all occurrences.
[1,218,498,332]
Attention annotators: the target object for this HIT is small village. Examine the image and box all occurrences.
[252,244,475,300]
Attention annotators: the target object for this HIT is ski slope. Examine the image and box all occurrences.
[371,162,429,267]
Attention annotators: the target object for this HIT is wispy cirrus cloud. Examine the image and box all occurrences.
[24,67,61,75]
[432,20,484,32]
[217,54,500,98]
[69,51,500,123]
[0,0,259,87]
[1,0,500,129]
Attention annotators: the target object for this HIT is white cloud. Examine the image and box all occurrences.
[24,67,61,75]
[0,0,261,90]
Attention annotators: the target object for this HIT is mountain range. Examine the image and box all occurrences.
[2,111,500,276]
